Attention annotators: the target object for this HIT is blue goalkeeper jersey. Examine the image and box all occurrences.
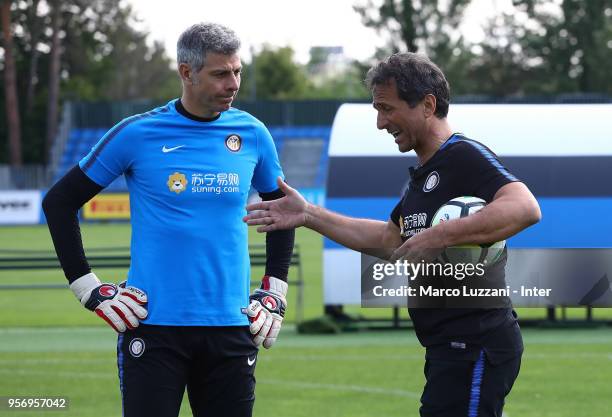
[79,99,283,326]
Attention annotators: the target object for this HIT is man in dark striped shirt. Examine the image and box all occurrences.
[244,52,541,417]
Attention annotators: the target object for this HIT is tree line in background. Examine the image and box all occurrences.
[0,0,177,165]
[355,0,612,96]
[1,0,611,165]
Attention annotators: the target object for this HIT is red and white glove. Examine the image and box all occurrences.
[244,276,288,349]
[70,272,148,332]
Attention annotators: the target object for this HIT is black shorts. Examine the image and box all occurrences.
[117,324,258,417]
[419,350,521,417]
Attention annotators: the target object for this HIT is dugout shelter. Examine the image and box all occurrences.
[323,103,612,314]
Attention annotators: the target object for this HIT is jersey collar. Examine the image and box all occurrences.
[410,132,462,179]
[175,99,222,123]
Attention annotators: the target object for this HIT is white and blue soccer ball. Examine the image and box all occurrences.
[431,196,506,266]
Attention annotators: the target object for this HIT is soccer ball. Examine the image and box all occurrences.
[431,196,505,266]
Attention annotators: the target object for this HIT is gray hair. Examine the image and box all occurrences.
[365,53,450,118]
[177,23,241,72]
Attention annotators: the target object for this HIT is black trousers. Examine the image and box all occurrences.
[117,324,258,417]
[420,350,521,417]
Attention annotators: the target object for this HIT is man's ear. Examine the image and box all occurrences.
[422,94,437,118]
[178,63,192,83]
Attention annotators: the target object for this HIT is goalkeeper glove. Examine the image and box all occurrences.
[244,276,288,349]
[69,272,148,332]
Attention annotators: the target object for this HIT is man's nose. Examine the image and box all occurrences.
[227,73,239,91]
[376,112,387,130]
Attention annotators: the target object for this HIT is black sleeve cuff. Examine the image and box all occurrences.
[259,188,295,282]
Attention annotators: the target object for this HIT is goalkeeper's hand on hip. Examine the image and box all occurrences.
[244,276,287,349]
[70,272,148,332]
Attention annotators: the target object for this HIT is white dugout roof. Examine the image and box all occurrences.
[329,103,612,157]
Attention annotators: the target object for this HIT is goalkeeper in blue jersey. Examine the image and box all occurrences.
[42,23,294,417]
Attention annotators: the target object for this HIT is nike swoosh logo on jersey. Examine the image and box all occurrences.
[162,145,185,153]
[247,356,256,366]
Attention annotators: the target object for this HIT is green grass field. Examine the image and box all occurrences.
[1,224,611,416]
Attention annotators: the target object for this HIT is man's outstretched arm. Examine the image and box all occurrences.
[244,177,402,255]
